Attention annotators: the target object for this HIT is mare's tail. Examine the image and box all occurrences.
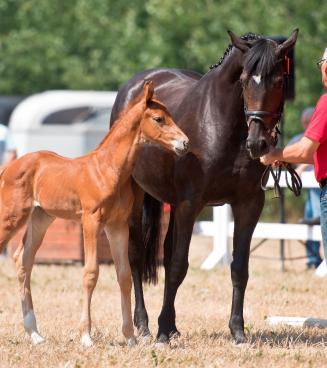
[142,193,163,284]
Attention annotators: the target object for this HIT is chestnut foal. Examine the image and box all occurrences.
[0,81,189,346]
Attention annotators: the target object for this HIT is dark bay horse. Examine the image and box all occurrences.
[109,30,298,344]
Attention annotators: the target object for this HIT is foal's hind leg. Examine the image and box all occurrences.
[14,207,54,344]
[105,223,136,346]
[79,215,100,347]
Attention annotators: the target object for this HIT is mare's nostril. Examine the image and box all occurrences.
[259,139,268,151]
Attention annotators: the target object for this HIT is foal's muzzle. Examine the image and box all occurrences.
[172,139,189,156]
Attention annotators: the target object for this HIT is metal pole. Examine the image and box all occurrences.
[279,115,286,271]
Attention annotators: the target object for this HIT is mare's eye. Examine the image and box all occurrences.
[153,116,163,123]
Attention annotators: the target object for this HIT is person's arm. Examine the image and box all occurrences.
[295,163,311,176]
[260,136,319,166]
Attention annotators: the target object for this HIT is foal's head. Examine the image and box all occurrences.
[138,81,189,156]
[229,29,298,159]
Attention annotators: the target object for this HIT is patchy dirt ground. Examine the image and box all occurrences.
[0,235,327,367]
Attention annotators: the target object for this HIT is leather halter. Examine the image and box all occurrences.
[244,109,282,129]
[244,106,283,145]
[244,56,290,135]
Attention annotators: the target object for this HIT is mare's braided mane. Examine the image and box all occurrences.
[209,32,261,70]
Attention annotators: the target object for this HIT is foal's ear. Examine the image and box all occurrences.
[276,29,299,57]
[228,30,251,53]
[143,80,154,103]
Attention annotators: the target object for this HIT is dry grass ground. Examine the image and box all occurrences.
[0,235,327,367]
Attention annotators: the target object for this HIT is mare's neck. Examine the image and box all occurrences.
[205,47,243,97]
[93,103,143,182]
[200,47,245,124]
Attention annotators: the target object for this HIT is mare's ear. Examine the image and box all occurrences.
[228,30,250,53]
[276,29,299,57]
[143,80,154,103]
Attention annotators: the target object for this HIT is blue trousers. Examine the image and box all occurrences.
[320,185,327,260]
[305,188,322,267]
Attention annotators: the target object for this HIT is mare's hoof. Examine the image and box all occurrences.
[81,333,94,347]
[155,336,170,349]
[137,326,152,338]
[137,333,152,344]
[233,331,246,345]
[156,333,169,345]
[30,332,45,345]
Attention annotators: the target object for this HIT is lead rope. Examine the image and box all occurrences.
[261,163,302,197]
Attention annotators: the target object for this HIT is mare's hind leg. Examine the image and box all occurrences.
[229,192,264,344]
[105,222,136,346]
[14,207,54,344]
[128,183,150,337]
[79,215,100,347]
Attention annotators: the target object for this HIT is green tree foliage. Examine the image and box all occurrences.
[0,0,326,140]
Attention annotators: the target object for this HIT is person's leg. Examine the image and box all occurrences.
[310,188,321,219]
[320,185,327,260]
[306,190,322,267]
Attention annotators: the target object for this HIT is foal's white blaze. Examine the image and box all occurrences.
[24,310,44,344]
[252,74,262,85]
[81,333,93,347]
[33,200,41,207]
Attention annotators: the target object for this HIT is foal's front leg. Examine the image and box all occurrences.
[79,215,100,347]
[105,223,136,346]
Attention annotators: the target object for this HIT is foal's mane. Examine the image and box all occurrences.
[96,90,168,150]
[95,97,141,150]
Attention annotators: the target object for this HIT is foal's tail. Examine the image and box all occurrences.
[142,193,163,284]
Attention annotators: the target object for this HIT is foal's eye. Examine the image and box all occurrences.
[153,116,163,123]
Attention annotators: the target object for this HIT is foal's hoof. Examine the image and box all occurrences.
[30,332,45,345]
[81,333,94,348]
[127,336,137,347]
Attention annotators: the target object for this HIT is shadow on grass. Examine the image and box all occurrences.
[206,329,327,347]
[248,328,327,347]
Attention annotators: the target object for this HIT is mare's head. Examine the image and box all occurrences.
[229,29,298,159]
[138,81,189,156]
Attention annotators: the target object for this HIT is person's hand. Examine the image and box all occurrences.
[260,147,279,166]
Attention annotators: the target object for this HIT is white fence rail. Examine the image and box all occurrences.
[199,171,321,270]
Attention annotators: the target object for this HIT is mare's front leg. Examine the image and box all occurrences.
[14,207,54,344]
[105,222,136,346]
[229,191,264,343]
[79,214,100,347]
[157,200,199,343]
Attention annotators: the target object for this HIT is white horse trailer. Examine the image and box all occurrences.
[9,90,117,158]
